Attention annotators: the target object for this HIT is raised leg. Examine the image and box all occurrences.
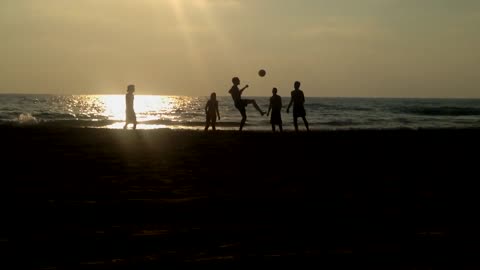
[245,99,266,116]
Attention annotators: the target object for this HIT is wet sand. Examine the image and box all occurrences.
[2,127,480,268]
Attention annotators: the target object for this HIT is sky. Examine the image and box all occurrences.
[1,0,479,97]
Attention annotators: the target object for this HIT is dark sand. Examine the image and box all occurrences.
[2,127,480,268]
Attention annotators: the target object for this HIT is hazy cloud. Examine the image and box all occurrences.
[0,0,479,97]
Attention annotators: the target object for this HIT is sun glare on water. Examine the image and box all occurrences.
[95,95,180,129]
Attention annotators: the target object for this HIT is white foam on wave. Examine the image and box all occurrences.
[17,113,38,124]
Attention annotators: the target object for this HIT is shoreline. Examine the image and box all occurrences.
[4,124,480,131]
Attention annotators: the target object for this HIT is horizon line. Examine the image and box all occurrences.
[0,93,479,100]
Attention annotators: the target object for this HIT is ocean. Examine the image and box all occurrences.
[1,94,480,130]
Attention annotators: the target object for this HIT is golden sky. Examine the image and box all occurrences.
[1,0,479,97]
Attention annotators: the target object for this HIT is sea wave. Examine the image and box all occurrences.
[305,103,373,112]
[18,113,38,124]
[322,119,359,126]
[32,112,78,120]
[0,117,245,128]
[393,106,480,116]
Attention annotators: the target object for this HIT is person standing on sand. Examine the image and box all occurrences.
[228,77,266,131]
[123,84,137,130]
[286,81,309,132]
[267,88,283,132]
[205,92,220,131]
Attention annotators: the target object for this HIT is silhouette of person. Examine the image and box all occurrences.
[205,92,220,131]
[123,84,137,130]
[287,81,309,132]
[228,77,265,131]
[267,87,283,132]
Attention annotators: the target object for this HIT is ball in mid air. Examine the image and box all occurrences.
[258,69,266,77]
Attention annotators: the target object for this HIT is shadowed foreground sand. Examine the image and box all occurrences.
[2,127,480,268]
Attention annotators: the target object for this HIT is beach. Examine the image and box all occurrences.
[3,127,480,268]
